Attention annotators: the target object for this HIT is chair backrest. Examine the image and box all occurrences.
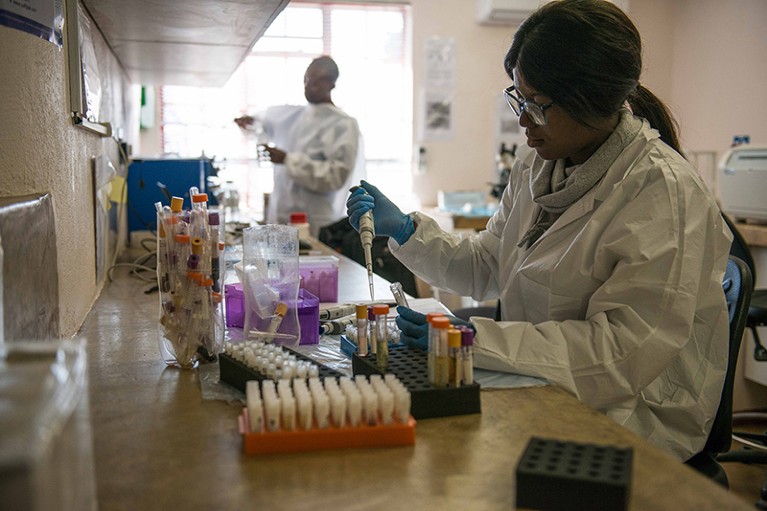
[722,213,757,285]
[705,255,753,454]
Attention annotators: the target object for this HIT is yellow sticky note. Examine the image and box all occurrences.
[109,175,127,203]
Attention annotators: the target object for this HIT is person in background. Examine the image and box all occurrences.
[347,0,732,462]
[235,56,365,237]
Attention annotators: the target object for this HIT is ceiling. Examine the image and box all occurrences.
[82,0,290,87]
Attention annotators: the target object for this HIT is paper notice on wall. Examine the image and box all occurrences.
[0,0,63,47]
[421,37,456,141]
[421,90,454,141]
[424,36,456,90]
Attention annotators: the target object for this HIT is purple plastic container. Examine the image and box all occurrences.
[295,288,319,345]
[224,283,245,328]
[298,256,339,303]
[224,284,319,345]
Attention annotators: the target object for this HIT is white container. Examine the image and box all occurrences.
[289,212,311,239]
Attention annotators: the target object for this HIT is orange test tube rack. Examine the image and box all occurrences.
[238,408,416,455]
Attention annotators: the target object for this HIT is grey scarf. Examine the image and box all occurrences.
[517,109,643,248]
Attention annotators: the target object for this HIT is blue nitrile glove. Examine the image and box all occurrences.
[395,306,475,351]
[346,180,415,245]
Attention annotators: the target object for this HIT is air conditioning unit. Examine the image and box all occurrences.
[476,0,548,26]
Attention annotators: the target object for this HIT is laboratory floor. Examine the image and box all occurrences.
[727,461,767,507]
[723,426,767,508]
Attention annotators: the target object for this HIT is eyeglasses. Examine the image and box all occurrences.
[503,85,555,126]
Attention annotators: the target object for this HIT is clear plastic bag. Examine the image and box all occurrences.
[156,196,225,369]
[242,225,301,349]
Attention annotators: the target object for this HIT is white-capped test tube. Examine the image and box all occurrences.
[361,387,379,426]
[383,376,411,423]
[377,386,394,425]
[246,380,264,432]
[346,388,362,427]
[396,387,411,423]
[314,392,330,429]
[282,395,296,431]
[294,380,314,430]
[327,383,347,428]
[262,382,281,432]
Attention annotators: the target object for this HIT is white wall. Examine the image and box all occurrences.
[0,22,138,337]
[411,0,515,207]
[668,0,767,153]
[410,0,767,205]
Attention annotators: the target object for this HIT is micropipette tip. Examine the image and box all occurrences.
[368,276,375,301]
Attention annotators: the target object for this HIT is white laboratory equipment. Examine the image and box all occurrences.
[719,145,767,386]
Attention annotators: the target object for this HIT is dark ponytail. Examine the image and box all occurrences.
[506,0,684,157]
[628,84,684,157]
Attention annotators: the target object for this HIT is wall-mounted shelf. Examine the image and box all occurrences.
[81,0,289,87]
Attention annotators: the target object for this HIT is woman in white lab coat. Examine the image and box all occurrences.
[347,0,732,461]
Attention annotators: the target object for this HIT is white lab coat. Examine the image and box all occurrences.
[261,104,366,236]
[392,119,732,460]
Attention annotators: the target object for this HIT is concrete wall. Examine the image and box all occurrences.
[0,17,139,337]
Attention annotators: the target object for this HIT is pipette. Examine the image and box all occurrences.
[350,186,375,301]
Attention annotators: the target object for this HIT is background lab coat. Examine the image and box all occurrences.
[261,104,365,236]
[392,118,732,461]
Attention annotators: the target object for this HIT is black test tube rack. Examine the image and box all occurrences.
[352,344,481,419]
[218,347,343,393]
[515,437,633,511]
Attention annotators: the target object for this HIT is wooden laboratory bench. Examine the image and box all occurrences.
[736,221,767,248]
[79,242,753,511]
[428,207,492,232]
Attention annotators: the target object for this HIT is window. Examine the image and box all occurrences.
[160,2,414,219]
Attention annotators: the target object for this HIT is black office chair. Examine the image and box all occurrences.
[716,216,767,505]
[686,255,753,486]
[723,214,767,365]
[453,304,499,322]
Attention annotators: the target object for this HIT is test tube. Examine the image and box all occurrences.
[267,302,288,335]
[189,188,209,236]
[209,211,221,292]
[156,209,170,294]
[389,281,409,307]
[368,307,377,355]
[319,314,356,335]
[189,188,210,276]
[246,381,264,432]
[460,326,475,385]
[426,313,446,385]
[448,328,462,387]
[373,304,390,371]
[430,316,451,387]
[319,304,357,321]
[170,196,186,236]
[356,304,368,357]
